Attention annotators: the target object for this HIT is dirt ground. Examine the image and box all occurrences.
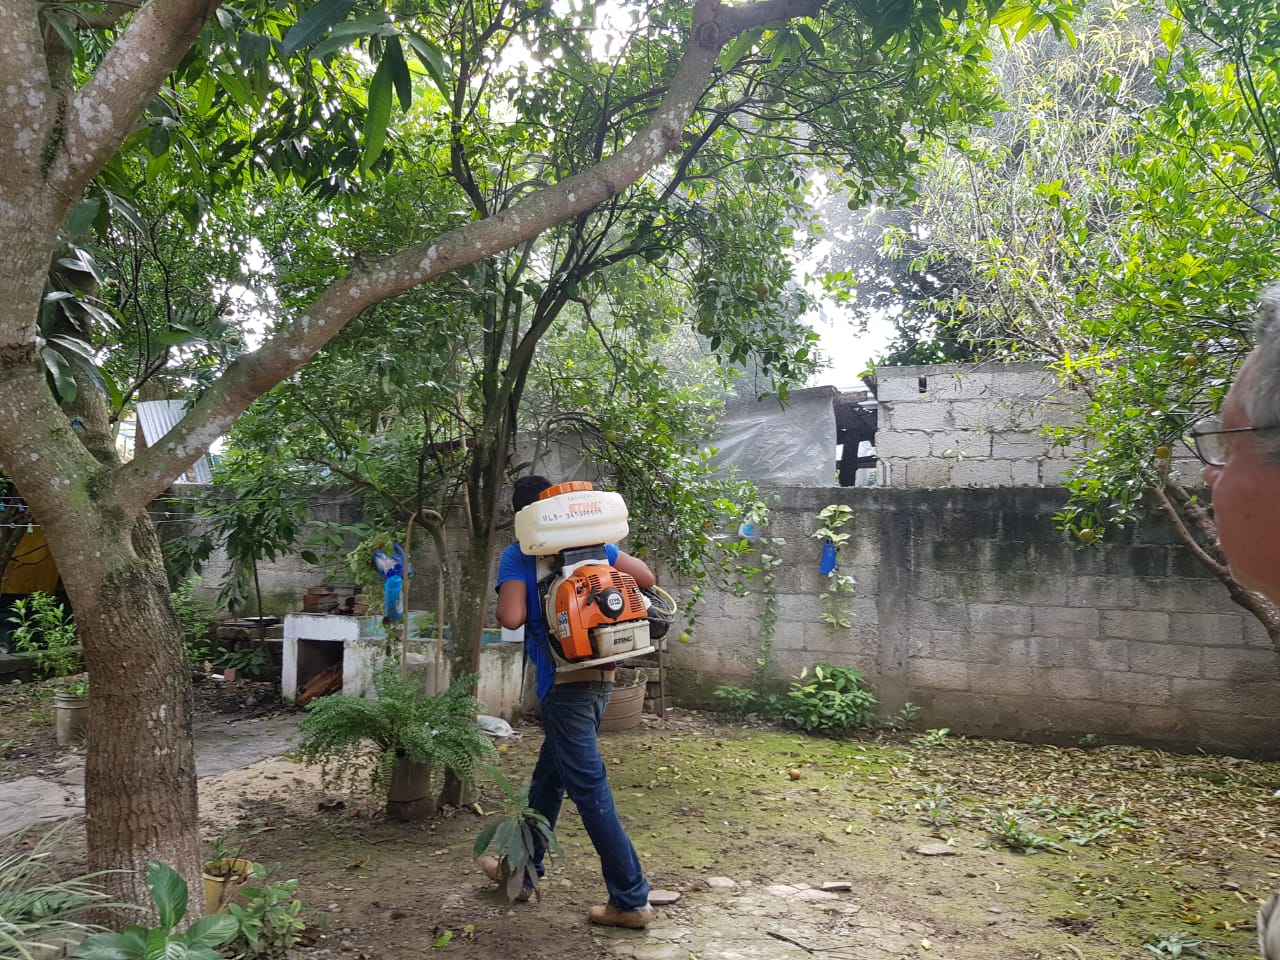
[3,678,1279,960]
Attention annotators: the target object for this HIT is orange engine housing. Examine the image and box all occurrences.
[547,563,648,660]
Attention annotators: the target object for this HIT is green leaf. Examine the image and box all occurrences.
[404,33,450,100]
[282,0,357,56]
[308,17,397,60]
[385,36,412,112]
[147,860,188,930]
[795,23,825,56]
[362,54,395,171]
[41,346,76,403]
[717,27,762,72]
[67,198,101,239]
[73,932,143,959]
[473,820,499,858]
[43,10,80,57]
[185,913,238,947]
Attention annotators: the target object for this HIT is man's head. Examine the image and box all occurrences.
[513,475,552,515]
[1204,286,1280,600]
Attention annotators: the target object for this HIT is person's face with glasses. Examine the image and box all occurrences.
[1198,353,1280,600]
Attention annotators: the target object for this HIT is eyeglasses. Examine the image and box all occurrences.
[1185,416,1280,466]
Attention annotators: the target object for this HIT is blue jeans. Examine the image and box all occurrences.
[528,681,650,910]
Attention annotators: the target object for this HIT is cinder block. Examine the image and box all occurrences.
[1038,457,1078,484]
[1200,647,1280,681]
[877,430,935,459]
[907,658,970,691]
[967,663,1039,695]
[1032,606,1099,640]
[1102,609,1170,644]
[902,459,953,488]
[1009,460,1044,487]
[997,572,1068,606]
[722,594,768,620]
[964,633,1034,664]
[948,399,1003,431]
[1098,671,1174,706]
[951,459,1013,487]
[1170,678,1280,715]
[1036,399,1085,429]
[911,629,971,660]
[1134,577,1232,613]
[1168,612,1245,647]
[1056,638,1130,671]
[989,431,1047,458]
[1043,667,1105,701]
[927,430,987,458]
[1065,576,1137,610]
[887,402,952,432]
[968,603,1034,636]
[905,599,970,631]
[924,370,994,401]
[1128,641,1202,678]
[877,374,931,402]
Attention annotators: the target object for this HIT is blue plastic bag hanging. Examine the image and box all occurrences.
[819,538,837,576]
[372,543,407,622]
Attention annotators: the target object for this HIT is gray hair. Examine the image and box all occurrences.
[1246,285,1280,462]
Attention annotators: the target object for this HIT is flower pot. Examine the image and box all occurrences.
[53,691,89,746]
[386,757,436,821]
[599,681,645,733]
[202,856,254,914]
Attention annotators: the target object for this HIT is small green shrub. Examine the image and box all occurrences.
[914,784,953,827]
[986,810,1065,854]
[217,643,275,680]
[781,663,877,735]
[1141,932,1204,958]
[73,860,237,959]
[9,592,81,684]
[712,685,761,715]
[171,577,216,667]
[882,701,921,730]
[226,867,306,958]
[911,727,951,748]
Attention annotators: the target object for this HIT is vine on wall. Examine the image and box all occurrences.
[812,503,857,629]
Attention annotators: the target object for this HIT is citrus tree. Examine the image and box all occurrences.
[866,0,1280,645]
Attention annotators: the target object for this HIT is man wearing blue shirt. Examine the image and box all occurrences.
[481,475,657,928]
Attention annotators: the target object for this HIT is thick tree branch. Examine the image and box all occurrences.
[0,2,54,179]
[1154,480,1280,648]
[53,0,223,203]
[115,0,826,514]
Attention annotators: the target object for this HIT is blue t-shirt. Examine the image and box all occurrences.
[497,542,619,700]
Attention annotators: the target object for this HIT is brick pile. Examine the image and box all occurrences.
[302,584,368,615]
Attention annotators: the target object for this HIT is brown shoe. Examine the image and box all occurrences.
[589,902,655,928]
[478,855,531,902]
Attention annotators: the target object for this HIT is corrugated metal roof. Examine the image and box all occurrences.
[136,399,213,484]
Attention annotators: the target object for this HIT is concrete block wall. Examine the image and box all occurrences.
[873,362,1203,488]
[874,362,1084,488]
[665,486,1279,757]
[154,487,367,617]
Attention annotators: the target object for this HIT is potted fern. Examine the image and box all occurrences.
[294,660,495,820]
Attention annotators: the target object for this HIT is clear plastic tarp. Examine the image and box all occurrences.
[710,386,837,486]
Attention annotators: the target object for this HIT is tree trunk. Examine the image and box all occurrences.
[40,501,202,914]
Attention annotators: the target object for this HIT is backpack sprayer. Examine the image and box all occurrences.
[515,481,677,672]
